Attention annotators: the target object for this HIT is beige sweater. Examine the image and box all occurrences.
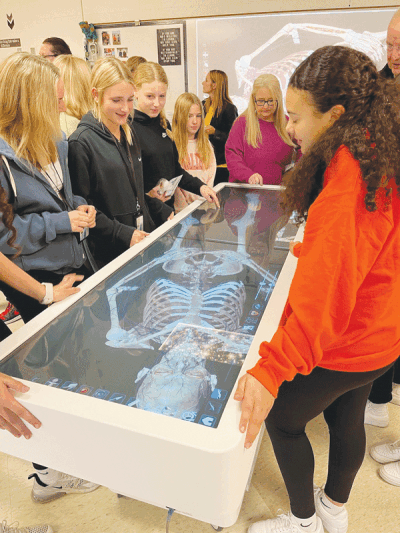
[174,139,216,212]
[60,113,80,138]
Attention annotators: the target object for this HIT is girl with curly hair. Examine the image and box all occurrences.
[234,46,400,533]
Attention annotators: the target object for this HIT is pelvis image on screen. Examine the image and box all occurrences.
[130,325,251,423]
[0,187,297,428]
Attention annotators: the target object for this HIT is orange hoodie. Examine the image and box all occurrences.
[248,145,400,398]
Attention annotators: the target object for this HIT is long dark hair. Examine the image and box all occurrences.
[0,162,19,255]
[282,46,400,223]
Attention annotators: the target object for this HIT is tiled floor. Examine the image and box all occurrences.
[0,293,399,533]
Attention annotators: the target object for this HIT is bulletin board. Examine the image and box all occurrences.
[94,20,187,118]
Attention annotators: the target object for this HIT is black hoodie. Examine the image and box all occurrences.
[132,109,205,194]
[68,111,172,268]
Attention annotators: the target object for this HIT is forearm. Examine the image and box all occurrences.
[179,171,204,195]
[91,210,134,250]
[0,253,45,302]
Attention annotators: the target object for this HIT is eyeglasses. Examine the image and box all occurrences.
[40,54,57,59]
[255,99,277,107]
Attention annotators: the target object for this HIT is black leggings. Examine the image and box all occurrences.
[368,357,400,404]
[265,363,394,519]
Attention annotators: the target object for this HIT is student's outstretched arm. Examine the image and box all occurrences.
[0,253,83,303]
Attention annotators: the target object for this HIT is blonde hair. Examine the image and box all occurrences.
[172,93,213,169]
[0,52,61,167]
[243,74,294,148]
[204,70,233,118]
[54,55,92,120]
[91,57,134,143]
[126,56,146,74]
[132,62,169,130]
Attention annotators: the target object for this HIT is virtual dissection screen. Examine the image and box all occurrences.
[0,187,298,428]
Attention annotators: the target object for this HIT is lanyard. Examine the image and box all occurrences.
[38,161,72,211]
[108,126,144,230]
[123,133,142,216]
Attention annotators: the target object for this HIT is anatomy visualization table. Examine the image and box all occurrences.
[0,184,300,529]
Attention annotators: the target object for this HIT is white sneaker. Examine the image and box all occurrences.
[391,384,400,406]
[0,521,53,533]
[370,440,400,464]
[314,487,348,533]
[248,512,323,533]
[28,470,100,503]
[379,461,400,486]
[364,400,389,427]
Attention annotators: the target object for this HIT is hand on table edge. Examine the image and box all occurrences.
[200,185,220,208]
[234,373,275,449]
[0,373,41,439]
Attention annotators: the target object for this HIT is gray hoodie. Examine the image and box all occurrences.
[0,136,86,274]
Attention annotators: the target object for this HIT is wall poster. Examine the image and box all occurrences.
[157,27,181,65]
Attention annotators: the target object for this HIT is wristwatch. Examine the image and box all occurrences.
[40,283,54,305]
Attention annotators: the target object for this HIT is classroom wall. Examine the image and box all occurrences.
[83,0,400,24]
[0,0,84,61]
[1,0,398,62]
[0,0,397,109]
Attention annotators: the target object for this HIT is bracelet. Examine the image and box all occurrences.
[40,283,54,305]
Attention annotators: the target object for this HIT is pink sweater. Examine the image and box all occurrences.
[226,116,294,185]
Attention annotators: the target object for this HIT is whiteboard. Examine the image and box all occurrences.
[94,21,187,119]
[196,8,396,113]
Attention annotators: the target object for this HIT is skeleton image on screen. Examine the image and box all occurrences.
[130,325,252,420]
[105,193,278,350]
[231,23,386,112]
[0,186,296,429]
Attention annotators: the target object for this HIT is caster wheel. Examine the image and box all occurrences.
[211,526,223,531]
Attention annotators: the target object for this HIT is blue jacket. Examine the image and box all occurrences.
[0,136,86,274]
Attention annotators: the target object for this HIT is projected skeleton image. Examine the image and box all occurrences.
[0,186,297,429]
[130,325,251,421]
[106,192,281,350]
[219,22,387,112]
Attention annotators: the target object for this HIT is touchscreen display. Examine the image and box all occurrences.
[0,187,298,428]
